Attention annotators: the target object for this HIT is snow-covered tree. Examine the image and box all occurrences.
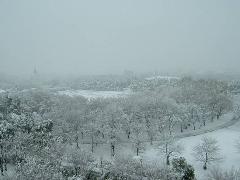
[234,104,240,119]
[108,153,184,180]
[16,155,64,180]
[162,99,180,136]
[172,157,195,180]
[130,105,146,156]
[119,98,134,139]
[193,136,221,170]
[158,133,183,165]
[103,102,123,156]
[215,94,232,119]
[62,147,95,178]
[139,96,159,145]
[16,139,64,180]
[121,113,132,139]
[184,103,201,131]
[64,109,87,149]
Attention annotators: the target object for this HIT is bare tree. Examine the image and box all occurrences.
[193,136,221,170]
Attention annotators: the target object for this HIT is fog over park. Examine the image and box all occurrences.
[0,0,240,76]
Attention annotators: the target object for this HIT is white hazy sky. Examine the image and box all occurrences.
[0,0,240,76]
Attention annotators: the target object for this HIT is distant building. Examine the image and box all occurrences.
[30,67,41,86]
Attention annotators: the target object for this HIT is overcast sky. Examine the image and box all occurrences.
[0,0,240,76]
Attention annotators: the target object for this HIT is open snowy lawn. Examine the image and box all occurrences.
[145,75,180,81]
[57,89,131,99]
[142,120,240,180]
[179,120,240,179]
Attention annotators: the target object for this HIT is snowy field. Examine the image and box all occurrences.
[0,89,5,93]
[145,75,180,81]
[57,89,131,99]
[142,120,240,180]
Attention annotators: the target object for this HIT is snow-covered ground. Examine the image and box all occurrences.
[83,114,240,180]
[142,119,240,180]
[0,89,5,93]
[145,75,180,81]
[57,89,131,99]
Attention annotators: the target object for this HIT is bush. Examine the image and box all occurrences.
[172,157,195,180]
[106,154,185,180]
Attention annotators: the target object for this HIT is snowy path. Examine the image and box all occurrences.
[175,115,239,139]
[78,113,238,145]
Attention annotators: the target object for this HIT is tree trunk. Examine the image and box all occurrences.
[111,144,115,157]
[91,135,94,153]
[169,124,172,135]
[150,137,153,145]
[166,155,170,165]
[203,153,208,170]
[203,162,207,170]
[0,158,3,176]
[211,115,214,122]
[217,108,222,120]
[137,147,139,156]
[75,167,78,176]
[76,135,79,149]
[4,159,7,172]
[127,132,130,139]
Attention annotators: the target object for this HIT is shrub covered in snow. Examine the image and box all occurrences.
[172,157,195,180]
